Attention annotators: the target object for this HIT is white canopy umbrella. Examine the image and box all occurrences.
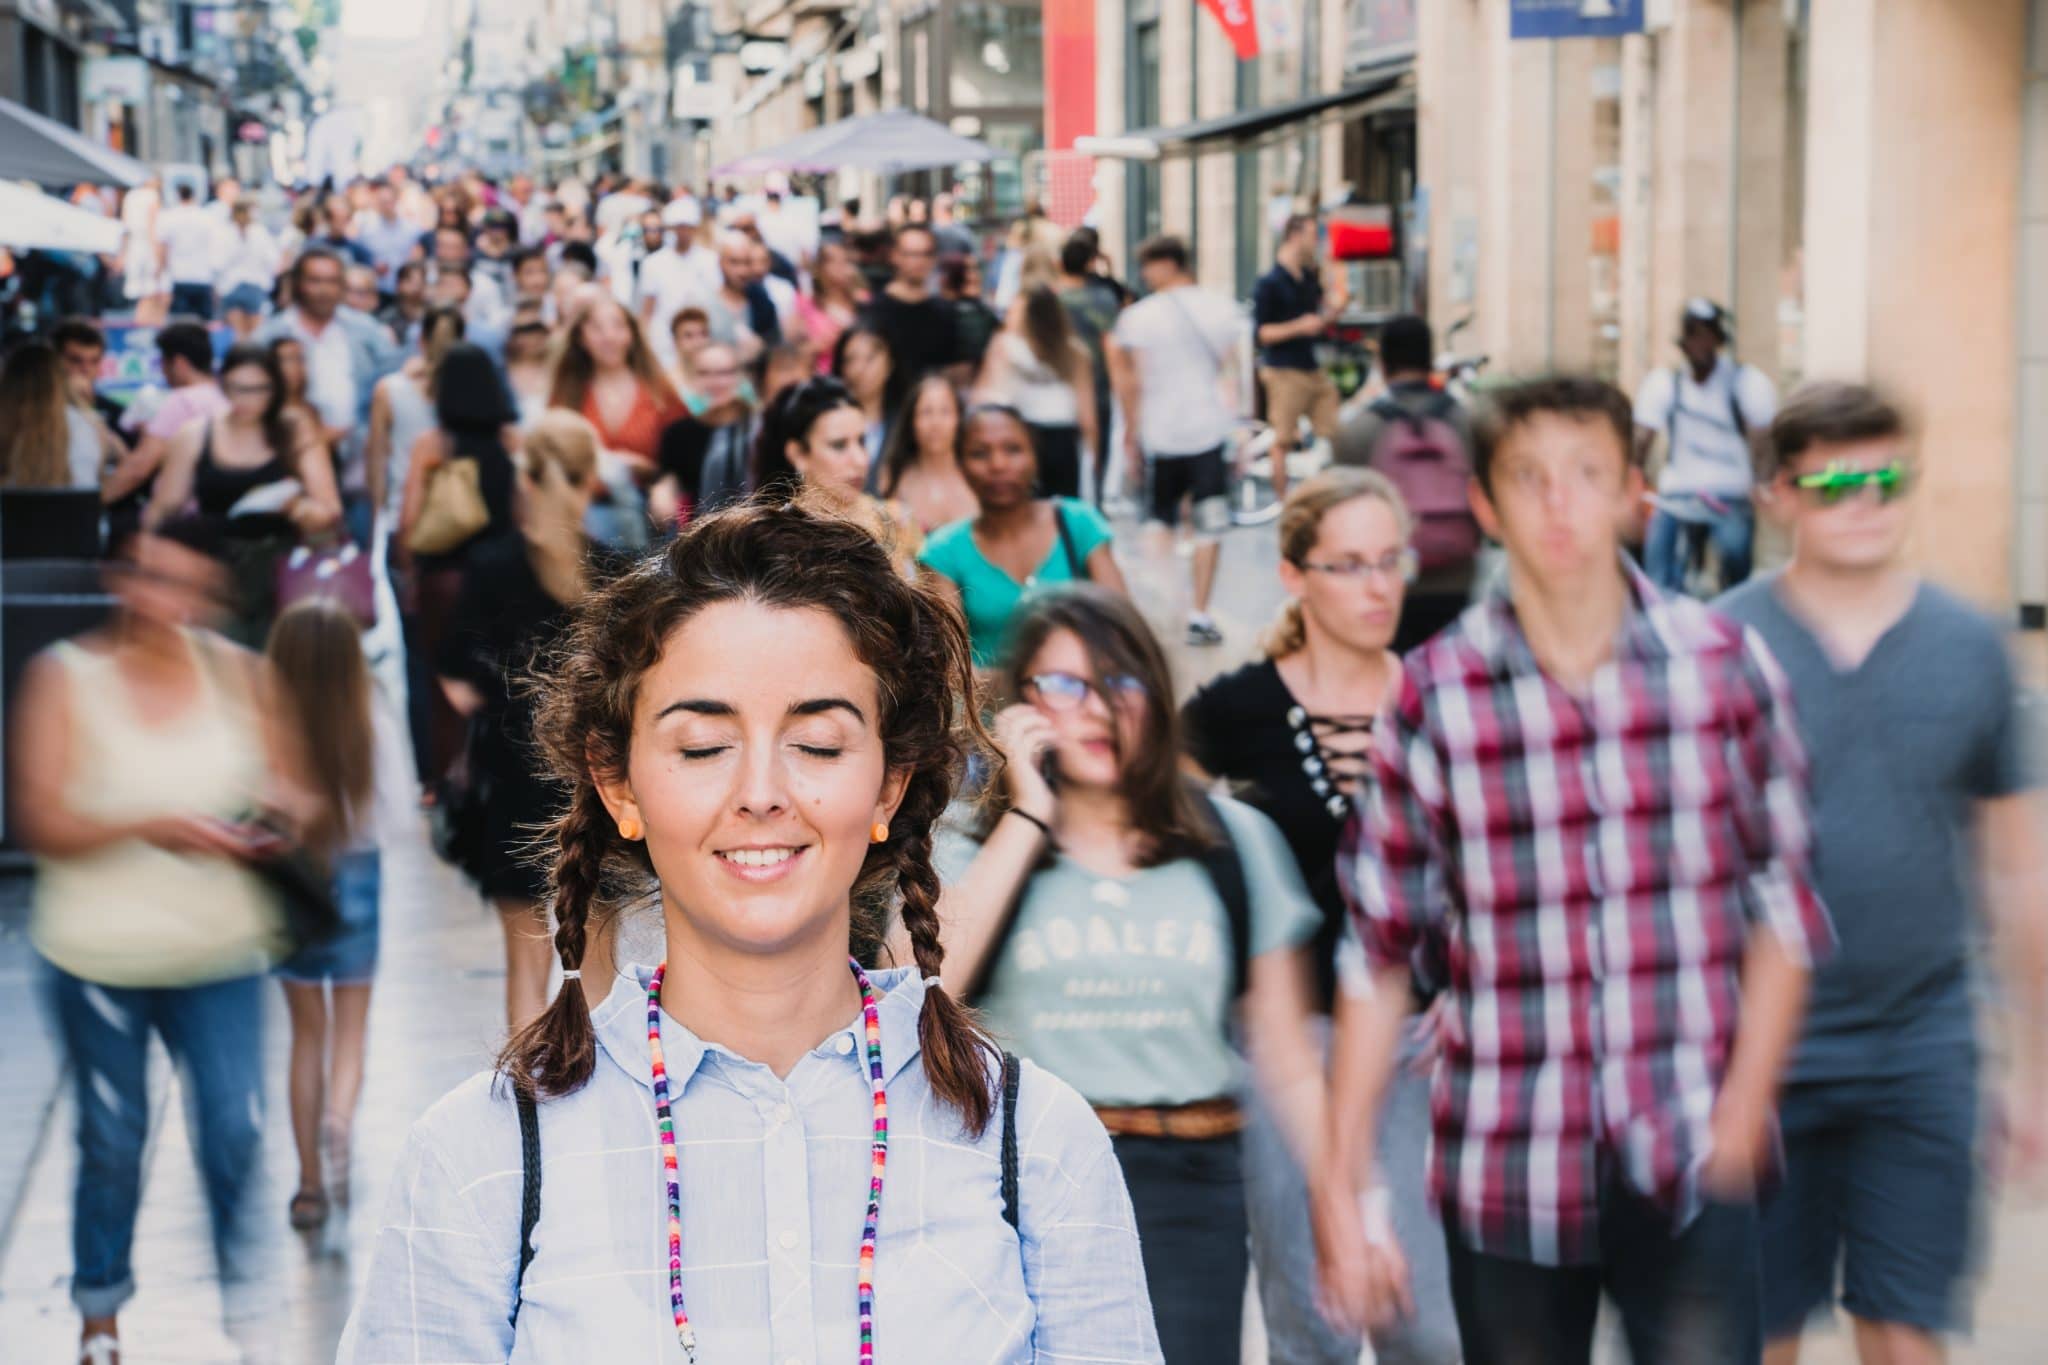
[0,179,123,254]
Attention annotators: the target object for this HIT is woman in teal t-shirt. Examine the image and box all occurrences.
[909,586,1323,1365]
[917,404,1128,667]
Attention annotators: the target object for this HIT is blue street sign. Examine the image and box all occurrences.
[1509,0,1646,39]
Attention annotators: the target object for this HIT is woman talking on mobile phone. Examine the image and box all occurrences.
[340,500,1161,1363]
[920,586,1325,1365]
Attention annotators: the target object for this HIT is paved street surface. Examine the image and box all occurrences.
[1,515,2045,1362]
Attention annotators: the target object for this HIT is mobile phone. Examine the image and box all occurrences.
[1038,746,1060,793]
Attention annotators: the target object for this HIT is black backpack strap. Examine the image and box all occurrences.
[511,1089,541,1328]
[999,1051,1023,1232]
[1053,501,1083,579]
[1726,364,1749,441]
[1191,790,1253,1000]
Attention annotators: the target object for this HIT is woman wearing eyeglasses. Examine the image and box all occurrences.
[919,586,1325,1365]
[1179,469,1458,1364]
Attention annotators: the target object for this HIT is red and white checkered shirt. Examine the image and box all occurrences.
[1342,564,1832,1266]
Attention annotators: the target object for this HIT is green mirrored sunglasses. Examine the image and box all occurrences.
[1789,461,1913,506]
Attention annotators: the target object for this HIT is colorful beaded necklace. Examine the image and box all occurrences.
[646,956,891,1364]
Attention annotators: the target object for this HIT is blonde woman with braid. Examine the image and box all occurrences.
[342,500,1161,1364]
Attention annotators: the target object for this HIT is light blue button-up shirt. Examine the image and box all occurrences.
[339,965,1163,1363]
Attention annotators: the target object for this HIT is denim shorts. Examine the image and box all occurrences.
[1760,1059,1981,1337]
[275,849,381,984]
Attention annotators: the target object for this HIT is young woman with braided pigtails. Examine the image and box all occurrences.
[339,497,1163,1364]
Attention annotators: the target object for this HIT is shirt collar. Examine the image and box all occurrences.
[1478,553,1676,677]
[592,961,931,1095]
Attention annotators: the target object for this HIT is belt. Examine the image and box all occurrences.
[1092,1097,1244,1140]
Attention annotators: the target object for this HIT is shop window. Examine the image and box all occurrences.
[1127,17,1162,268]
[1590,43,1623,380]
[1235,62,1262,299]
[950,3,1044,111]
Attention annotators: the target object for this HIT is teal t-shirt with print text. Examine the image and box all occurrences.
[934,794,1319,1107]
[916,498,1115,667]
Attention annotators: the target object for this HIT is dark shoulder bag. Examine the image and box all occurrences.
[1053,502,1085,580]
[511,1090,541,1327]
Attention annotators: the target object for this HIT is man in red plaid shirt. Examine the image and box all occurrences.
[1310,377,1833,1364]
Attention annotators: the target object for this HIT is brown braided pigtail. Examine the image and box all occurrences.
[496,785,614,1099]
[894,816,997,1136]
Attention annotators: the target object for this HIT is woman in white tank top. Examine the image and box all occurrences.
[975,284,1098,501]
[11,523,313,1365]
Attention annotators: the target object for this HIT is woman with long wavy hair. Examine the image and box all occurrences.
[976,283,1097,501]
[266,600,383,1233]
[547,292,685,486]
[340,500,1162,1363]
[0,341,100,489]
[877,373,977,533]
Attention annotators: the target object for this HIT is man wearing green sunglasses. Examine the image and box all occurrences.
[1718,381,2048,1365]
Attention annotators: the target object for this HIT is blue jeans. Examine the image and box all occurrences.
[42,965,270,1321]
[1113,1132,1248,1365]
[169,282,215,320]
[1244,1018,1460,1364]
[1444,1182,1762,1364]
[1643,497,1754,594]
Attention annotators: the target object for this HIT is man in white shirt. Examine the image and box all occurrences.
[157,184,226,321]
[356,179,423,294]
[1631,297,1778,593]
[638,197,720,365]
[1108,234,1246,646]
[255,247,401,543]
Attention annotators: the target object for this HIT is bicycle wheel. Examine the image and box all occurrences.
[1229,434,1281,525]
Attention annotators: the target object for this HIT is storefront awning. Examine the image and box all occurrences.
[0,95,148,188]
[1075,73,1411,162]
[0,180,124,253]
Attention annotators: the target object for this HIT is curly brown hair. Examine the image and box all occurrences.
[499,496,1002,1132]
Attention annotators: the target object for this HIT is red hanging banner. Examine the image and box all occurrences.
[1199,0,1261,60]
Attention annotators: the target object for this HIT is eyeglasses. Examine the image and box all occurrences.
[1298,549,1418,585]
[224,381,273,397]
[1789,461,1914,506]
[1023,671,1147,712]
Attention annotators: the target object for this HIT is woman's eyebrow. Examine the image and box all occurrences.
[652,698,868,723]
[789,698,866,723]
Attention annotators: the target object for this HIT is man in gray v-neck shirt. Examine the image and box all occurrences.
[1715,381,2045,1358]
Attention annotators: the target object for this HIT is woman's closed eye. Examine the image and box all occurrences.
[676,741,847,760]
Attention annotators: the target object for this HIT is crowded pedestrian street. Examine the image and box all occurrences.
[8,2,2048,1364]
[3,515,2048,1362]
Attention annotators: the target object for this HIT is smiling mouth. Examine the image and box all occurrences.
[717,847,805,869]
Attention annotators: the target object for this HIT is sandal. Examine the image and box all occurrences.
[288,1188,330,1230]
[80,1332,119,1365]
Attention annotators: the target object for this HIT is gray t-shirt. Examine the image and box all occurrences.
[1715,574,2033,1080]
[935,794,1319,1107]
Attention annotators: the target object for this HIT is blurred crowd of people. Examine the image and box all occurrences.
[0,162,2041,1365]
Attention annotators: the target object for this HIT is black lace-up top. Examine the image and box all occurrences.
[1181,657,1378,1011]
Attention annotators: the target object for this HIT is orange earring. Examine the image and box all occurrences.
[870,822,890,844]
[619,817,643,841]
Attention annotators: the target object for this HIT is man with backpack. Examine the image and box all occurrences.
[1333,314,1481,653]
[1631,297,1777,594]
